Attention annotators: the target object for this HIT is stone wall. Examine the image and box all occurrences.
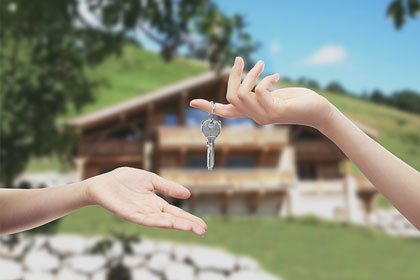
[0,234,283,280]
[370,209,420,237]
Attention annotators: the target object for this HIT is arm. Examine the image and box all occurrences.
[190,57,420,229]
[0,167,207,236]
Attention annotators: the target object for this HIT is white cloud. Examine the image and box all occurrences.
[269,41,281,55]
[305,45,347,65]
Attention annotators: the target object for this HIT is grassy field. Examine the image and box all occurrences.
[55,206,420,280]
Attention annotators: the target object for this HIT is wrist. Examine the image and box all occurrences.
[71,179,96,207]
[317,103,341,137]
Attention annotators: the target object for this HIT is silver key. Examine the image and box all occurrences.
[201,101,221,170]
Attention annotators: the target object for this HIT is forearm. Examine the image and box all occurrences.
[320,105,420,228]
[0,182,92,235]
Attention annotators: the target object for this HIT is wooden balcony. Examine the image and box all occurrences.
[157,126,289,151]
[79,140,143,156]
[159,168,294,193]
[297,179,345,195]
[295,140,345,160]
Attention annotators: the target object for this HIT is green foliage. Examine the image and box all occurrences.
[390,89,420,114]
[387,0,420,29]
[0,0,256,185]
[325,81,348,95]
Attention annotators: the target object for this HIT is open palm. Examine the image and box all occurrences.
[85,167,207,236]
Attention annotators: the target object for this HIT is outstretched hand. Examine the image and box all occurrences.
[84,167,207,236]
[190,57,333,131]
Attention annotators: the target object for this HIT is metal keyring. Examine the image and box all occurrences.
[209,101,215,122]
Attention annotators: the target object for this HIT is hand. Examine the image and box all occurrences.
[84,167,207,236]
[190,57,333,131]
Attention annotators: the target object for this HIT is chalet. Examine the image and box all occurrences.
[70,70,378,223]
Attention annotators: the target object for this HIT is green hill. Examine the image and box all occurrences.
[27,45,420,178]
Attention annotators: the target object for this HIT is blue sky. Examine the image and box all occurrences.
[213,0,420,95]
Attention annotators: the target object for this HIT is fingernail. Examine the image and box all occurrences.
[256,60,263,67]
[234,57,240,65]
[273,73,280,81]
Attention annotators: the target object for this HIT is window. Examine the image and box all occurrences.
[186,108,207,127]
[164,114,178,126]
[224,117,255,128]
[226,155,256,168]
[185,108,221,127]
[297,162,317,179]
[186,155,207,168]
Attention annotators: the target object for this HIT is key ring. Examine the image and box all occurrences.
[209,101,215,122]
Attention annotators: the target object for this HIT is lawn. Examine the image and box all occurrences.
[55,206,420,280]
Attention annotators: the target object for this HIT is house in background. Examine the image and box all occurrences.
[70,70,378,224]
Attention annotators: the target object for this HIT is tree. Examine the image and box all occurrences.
[370,89,389,104]
[387,0,420,29]
[0,0,257,186]
[390,90,420,113]
[325,81,348,95]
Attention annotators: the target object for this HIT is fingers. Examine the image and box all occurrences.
[226,57,244,99]
[129,212,206,236]
[255,73,279,105]
[240,60,264,93]
[151,173,191,199]
[189,99,246,118]
[164,204,207,230]
[255,73,279,95]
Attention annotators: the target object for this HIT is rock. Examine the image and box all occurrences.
[86,237,102,251]
[164,261,195,280]
[57,268,89,280]
[91,270,107,280]
[105,241,124,259]
[229,271,281,280]
[10,236,33,258]
[131,240,156,256]
[236,256,259,270]
[189,246,236,272]
[173,244,191,262]
[147,252,170,272]
[198,271,227,280]
[24,250,60,272]
[32,235,48,250]
[156,241,174,254]
[66,255,106,274]
[24,271,54,280]
[49,235,87,256]
[0,258,23,280]
[122,255,146,268]
[132,268,161,280]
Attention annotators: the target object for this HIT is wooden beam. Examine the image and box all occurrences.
[218,77,228,103]
[249,191,263,215]
[180,148,187,166]
[146,103,155,129]
[221,191,232,215]
[218,147,229,167]
[179,91,188,125]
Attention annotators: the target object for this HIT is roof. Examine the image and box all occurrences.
[70,69,379,138]
[70,69,230,129]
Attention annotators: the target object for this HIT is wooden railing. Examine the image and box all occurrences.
[297,179,345,194]
[79,140,143,156]
[157,126,289,150]
[159,168,294,192]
